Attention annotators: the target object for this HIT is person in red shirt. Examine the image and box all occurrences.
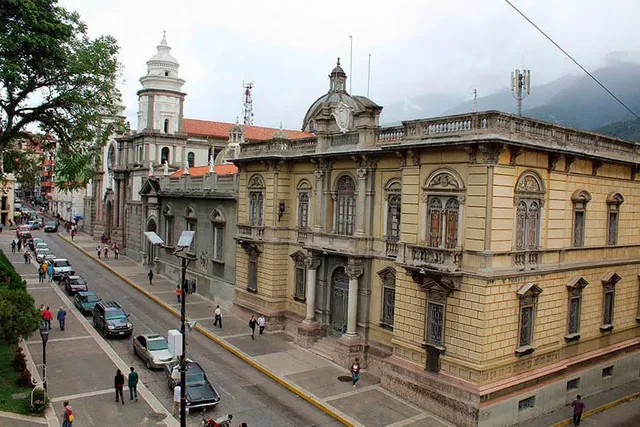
[42,306,53,330]
[571,395,585,426]
[351,357,361,387]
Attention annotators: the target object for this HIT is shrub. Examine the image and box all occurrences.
[29,387,47,414]
[17,367,32,387]
[12,348,26,372]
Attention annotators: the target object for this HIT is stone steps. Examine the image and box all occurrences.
[309,337,338,362]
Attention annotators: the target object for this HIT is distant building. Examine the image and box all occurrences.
[0,173,16,226]
[232,59,640,426]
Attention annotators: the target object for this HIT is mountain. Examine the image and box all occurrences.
[380,58,640,134]
[596,119,640,141]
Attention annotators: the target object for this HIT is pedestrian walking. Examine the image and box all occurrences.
[114,247,119,259]
[114,369,125,404]
[41,260,48,271]
[24,250,30,264]
[176,285,181,303]
[148,269,154,286]
[71,229,76,241]
[39,304,45,313]
[249,316,257,340]
[61,400,74,426]
[96,245,102,259]
[258,314,266,335]
[351,357,361,388]
[571,395,585,426]
[47,263,54,282]
[57,307,67,331]
[38,264,46,283]
[17,239,22,251]
[103,246,109,259]
[128,367,138,401]
[213,305,222,328]
[11,239,16,253]
[42,306,53,331]
[172,384,181,416]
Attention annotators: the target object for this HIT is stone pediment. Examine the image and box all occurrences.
[139,178,160,196]
[566,276,589,290]
[601,272,621,287]
[516,282,543,298]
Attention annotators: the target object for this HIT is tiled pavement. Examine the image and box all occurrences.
[64,231,451,427]
[1,234,178,427]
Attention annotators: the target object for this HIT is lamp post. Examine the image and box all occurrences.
[173,231,195,427]
[39,322,49,392]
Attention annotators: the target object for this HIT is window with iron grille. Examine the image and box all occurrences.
[248,175,265,227]
[248,251,258,292]
[335,175,356,235]
[427,196,460,249]
[298,192,309,229]
[518,396,535,411]
[379,269,396,327]
[294,265,306,300]
[387,194,401,240]
[515,200,541,250]
[424,287,448,348]
[214,227,224,261]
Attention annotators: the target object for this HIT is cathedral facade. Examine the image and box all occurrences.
[232,60,640,426]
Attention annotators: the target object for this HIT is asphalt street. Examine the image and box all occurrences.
[37,231,340,427]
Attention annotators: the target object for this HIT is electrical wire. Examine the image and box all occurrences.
[504,0,640,121]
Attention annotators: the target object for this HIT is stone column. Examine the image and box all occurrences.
[118,179,125,229]
[313,168,324,232]
[113,179,120,227]
[345,260,364,336]
[304,256,321,321]
[355,168,367,236]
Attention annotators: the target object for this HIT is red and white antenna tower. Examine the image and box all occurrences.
[242,81,254,126]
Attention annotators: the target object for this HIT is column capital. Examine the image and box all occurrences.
[305,256,321,270]
[346,259,364,279]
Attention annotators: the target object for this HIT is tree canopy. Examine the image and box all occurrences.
[0,0,122,187]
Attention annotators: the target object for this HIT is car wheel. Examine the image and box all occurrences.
[146,359,152,369]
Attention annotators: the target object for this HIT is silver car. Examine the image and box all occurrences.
[35,248,52,263]
[133,334,176,369]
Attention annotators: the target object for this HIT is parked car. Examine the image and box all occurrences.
[43,253,57,263]
[35,248,52,263]
[29,238,44,251]
[164,360,220,411]
[44,221,59,233]
[16,225,30,237]
[92,301,133,337]
[34,242,48,253]
[62,275,88,295]
[133,334,176,369]
[52,259,74,280]
[73,291,100,315]
[26,220,40,230]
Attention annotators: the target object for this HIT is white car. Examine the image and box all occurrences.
[52,258,74,280]
[133,334,176,369]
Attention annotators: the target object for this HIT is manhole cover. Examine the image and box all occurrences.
[337,375,352,382]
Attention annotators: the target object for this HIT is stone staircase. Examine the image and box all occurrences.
[309,337,339,363]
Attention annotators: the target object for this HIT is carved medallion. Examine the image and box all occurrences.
[332,102,352,134]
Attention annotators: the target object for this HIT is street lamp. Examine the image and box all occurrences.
[174,231,196,427]
[39,322,49,392]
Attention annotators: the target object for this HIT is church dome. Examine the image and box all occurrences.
[140,32,185,92]
[302,58,378,132]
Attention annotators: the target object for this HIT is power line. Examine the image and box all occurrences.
[504,0,640,121]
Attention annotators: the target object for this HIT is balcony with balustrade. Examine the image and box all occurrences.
[156,173,238,199]
[403,244,462,273]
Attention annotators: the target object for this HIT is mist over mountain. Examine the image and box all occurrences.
[381,57,640,135]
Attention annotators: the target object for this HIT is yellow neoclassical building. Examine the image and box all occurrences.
[232,61,640,426]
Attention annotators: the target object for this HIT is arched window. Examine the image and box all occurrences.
[185,207,197,252]
[107,144,116,171]
[161,147,170,164]
[571,190,591,248]
[164,119,170,133]
[423,170,464,249]
[187,152,195,168]
[335,175,356,235]
[606,193,624,246]
[248,175,265,227]
[297,180,312,230]
[378,268,396,328]
[211,209,225,262]
[514,171,545,250]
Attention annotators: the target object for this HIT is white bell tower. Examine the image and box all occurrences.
[137,32,186,133]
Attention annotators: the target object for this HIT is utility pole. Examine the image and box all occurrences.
[510,69,531,116]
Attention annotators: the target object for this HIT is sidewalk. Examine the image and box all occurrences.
[62,231,450,427]
[1,233,178,427]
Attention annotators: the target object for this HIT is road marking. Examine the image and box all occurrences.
[50,388,118,403]
[0,410,48,425]
[25,335,92,345]
[24,286,52,290]
[386,413,435,427]
[324,384,380,401]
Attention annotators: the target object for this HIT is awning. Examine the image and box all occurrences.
[144,231,164,245]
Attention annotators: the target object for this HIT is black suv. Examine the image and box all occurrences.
[92,301,133,338]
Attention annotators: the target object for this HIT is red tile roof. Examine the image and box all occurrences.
[169,163,238,178]
[183,118,312,142]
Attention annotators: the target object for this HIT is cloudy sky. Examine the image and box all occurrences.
[59,0,640,130]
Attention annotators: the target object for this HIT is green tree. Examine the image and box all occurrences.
[0,288,39,343]
[0,0,122,187]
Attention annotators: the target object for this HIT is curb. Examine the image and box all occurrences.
[551,392,640,427]
[57,233,354,427]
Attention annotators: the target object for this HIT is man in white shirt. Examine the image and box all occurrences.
[258,314,266,335]
[213,305,222,328]
[172,385,181,416]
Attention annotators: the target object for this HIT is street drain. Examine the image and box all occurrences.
[337,375,351,382]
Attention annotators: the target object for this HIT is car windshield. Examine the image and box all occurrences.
[72,278,86,286]
[38,249,50,254]
[54,261,70,267]
[46,222,56,226]
[105,310,127,320]
[148,339,168,351]
[186,372,206,385]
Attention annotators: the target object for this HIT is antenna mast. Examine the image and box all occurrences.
[242,81,254,126]
[349,36,353,94]
[510,69,531,116]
